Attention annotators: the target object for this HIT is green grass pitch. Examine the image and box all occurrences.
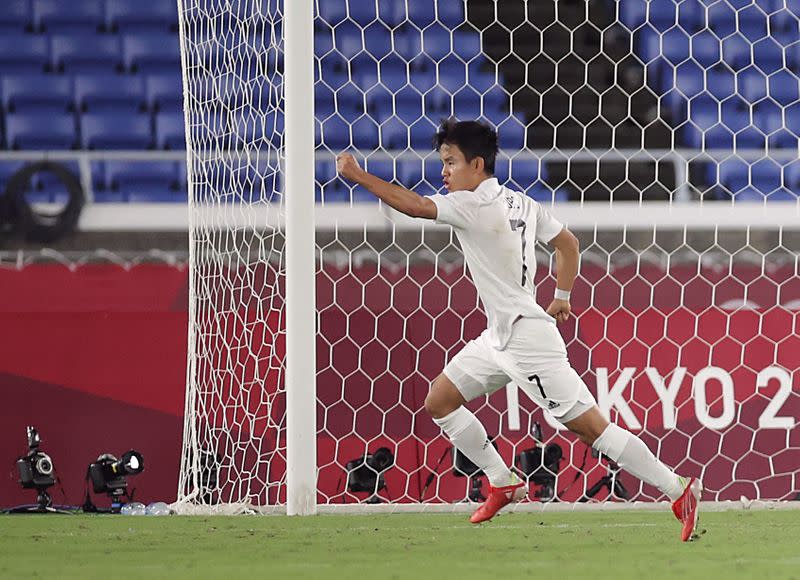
[1,510,798,579]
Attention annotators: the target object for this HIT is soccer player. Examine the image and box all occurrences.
[336,119,702,541]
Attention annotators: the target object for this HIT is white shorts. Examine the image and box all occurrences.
[443,317,596,424]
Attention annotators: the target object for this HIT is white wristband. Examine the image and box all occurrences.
[554,288,571,301]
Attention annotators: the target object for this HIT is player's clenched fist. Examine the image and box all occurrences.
[336,153,363,182]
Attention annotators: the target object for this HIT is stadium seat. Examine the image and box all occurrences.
[154,111,185,150]
[104,160,181,202]
[145,74,183,112]
[722,35,752,68]
[0,34,49,73]
[74,74,146,112]
[106,0,178,33]
[80,111,153,149]
[752,38,783,75]
[421,23,453,62]
[509,159,540,191]
[740,70,767,104]
[5,111,76,149]
[122,34,181,74]
[690,32,721,68]
[50,35,122,74]
[33,0,104,33]
[379,117,409,149]
[362,24,392,61]
[497,117,526,149]
[317,0,347,26]
[0,0,33,33]
[394,29,422,61]
[2,75,73,112]
[0,162,27,193]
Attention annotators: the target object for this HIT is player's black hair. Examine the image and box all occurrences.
[433,118,498,174]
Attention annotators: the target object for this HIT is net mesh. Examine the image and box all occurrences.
[176,0,800,512]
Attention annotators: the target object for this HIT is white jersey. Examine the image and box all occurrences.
[430,177,564,350]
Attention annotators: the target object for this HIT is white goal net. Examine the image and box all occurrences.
[175,0,800,513]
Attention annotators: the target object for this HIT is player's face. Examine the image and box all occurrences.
[439,143,485,192]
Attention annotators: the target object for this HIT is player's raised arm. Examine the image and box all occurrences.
[336,153,437,219]
[546,228,580,324]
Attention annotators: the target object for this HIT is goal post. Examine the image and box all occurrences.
[174,0,800,515]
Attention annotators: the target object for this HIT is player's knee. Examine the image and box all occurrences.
[424,377,463,419]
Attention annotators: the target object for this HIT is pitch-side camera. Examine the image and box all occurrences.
[515,423,563,502]
[16,426,56,508]
[85,450,144,512]
[346,447,394,503]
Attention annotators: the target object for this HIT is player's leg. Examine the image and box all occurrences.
[425,334,527,523]
[563,406,685,501]
[424,339,515,488]
[565,406,702,541]
[508,318,701,539]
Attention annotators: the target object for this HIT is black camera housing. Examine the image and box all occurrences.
[16,427,55,491]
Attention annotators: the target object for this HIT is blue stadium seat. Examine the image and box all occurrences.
[706,3,736,39]
[708,68,736,102]
[379,117,409,149]
[0,35,49,73]
[319,53,350,90]
[740,70,767,103]
[363,158,394,181]
[155,111,185,150]
[752,37,783,75]
[438,56,467,93]
[80,111,153,149]
[332,22,363,59]
[362,23,392,61]
[320,115,351,150]
[0,162,27,193]
[409,117,437,148]
[2,75,73,112]
[378,56,408,93]
[452,90,482,120]
[316,0,347,25]
[436,2,465,28]
[768,70,800,106]
[5,111,76,149]
[33,0,104,33]
[351,117,379,149]
[394,29,422,61]
[106,0,178,33]
[497,117,526,149]
[690,32,721,68]
[0,0,33,33]
[453,32,481,62]
[722,34,751,68]
[316,88,336,120]
[50,35,122,74]
[393,158,428,196]
[103,160,181,202]
[421,23,452,61]
[618,0,646,30]
[333,83,367,121]
[74,74,146,112]
[122,34,181,74]
[145,73,183,112]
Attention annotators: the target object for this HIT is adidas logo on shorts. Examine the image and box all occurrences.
[547,400,560,410]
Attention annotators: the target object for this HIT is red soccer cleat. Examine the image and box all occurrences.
[469,479,528,524]
[671,477,703,542]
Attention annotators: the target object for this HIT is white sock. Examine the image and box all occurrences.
[592,423,684,501]
[433,406,513,487]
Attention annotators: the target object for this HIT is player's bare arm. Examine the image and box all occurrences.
[336,153,437,219]
[546,228,580,324]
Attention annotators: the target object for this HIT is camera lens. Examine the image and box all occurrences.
[35,454,53,476]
